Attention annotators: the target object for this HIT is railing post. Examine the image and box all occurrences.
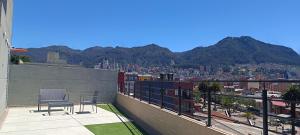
[128,83,130,96]
[291,102,296,135]
[133,83,136,98]
[148,84,151,104]
[262,82,268,135]
[178,85,182,115]
[161,87,164,109]
[207,87,212,127]
[139,83,142,101]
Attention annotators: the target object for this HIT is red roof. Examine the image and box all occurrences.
[11,48,28,53]
[271,101,286,107]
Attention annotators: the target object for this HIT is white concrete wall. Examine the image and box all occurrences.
[8,63,118,106]
[0,0,13,118]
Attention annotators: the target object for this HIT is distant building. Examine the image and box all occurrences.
[239,77,248,89]
[102,58,109,69]
[267,82,290,93]
[138,74,153,81]
[248,82,259,90]
[124,72,138,95]
[94,58,119,70]
[160,73,174,81]
[118,72,125,93]
[47,52,67,64]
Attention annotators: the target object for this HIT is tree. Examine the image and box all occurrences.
[193,89,202,112]
[221,96,235,117]
[243,112,253,120]
[11,55,30,64]
[282,85,300,135]
[210,82,221,111]
[199,82,208,108]
[237,98,256,108]
[193,90,201,104]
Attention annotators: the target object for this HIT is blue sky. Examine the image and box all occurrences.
[13,0,300,53]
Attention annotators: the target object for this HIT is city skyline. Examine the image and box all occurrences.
[12,0,300,53]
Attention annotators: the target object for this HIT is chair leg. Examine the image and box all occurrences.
[48,106,50,116]
[82,104,84,112]
[38,104,40,111]
[79,104,81,112]
[96,104,97,113]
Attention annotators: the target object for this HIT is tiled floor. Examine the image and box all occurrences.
[0,105,129,135]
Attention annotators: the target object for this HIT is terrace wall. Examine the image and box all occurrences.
[8,63,118,106]
[115,93,228,135]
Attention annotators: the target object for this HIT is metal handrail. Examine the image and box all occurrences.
[120,79,300,135]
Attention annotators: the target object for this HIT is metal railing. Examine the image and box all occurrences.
[119,79,300,135]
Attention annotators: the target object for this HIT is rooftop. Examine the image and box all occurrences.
[0,104,144,135]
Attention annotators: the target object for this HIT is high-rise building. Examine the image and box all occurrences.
[0,0,13,119]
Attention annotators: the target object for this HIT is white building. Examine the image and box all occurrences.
[0,0,13,120]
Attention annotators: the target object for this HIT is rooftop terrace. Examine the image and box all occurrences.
[0,104,145,135]
[1,64,300,135]
[0,106,130,135]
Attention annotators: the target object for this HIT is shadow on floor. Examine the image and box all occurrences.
[31,109,64,113]
[106,104,148,135]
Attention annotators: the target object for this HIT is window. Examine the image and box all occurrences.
[186,90,190,96]
[175,89,178,96]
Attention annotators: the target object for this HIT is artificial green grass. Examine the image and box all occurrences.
[85,122,148,135]
[87,104,148,135]
[97,104,124,116]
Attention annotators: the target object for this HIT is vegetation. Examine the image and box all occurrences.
[221,96,236,117]
[88,104,148,135]
[193,89,201,104]
[210,82,221,111]
[85,122,148,135]
[282,85,300,102]
[180,36,300,66]
[198,82,209,108]
[10,55,30,64]
[236,98,256,108]
[242,112,253,120]
[282,85,300,135]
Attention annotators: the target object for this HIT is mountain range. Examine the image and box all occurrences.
[17,36,300,68]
